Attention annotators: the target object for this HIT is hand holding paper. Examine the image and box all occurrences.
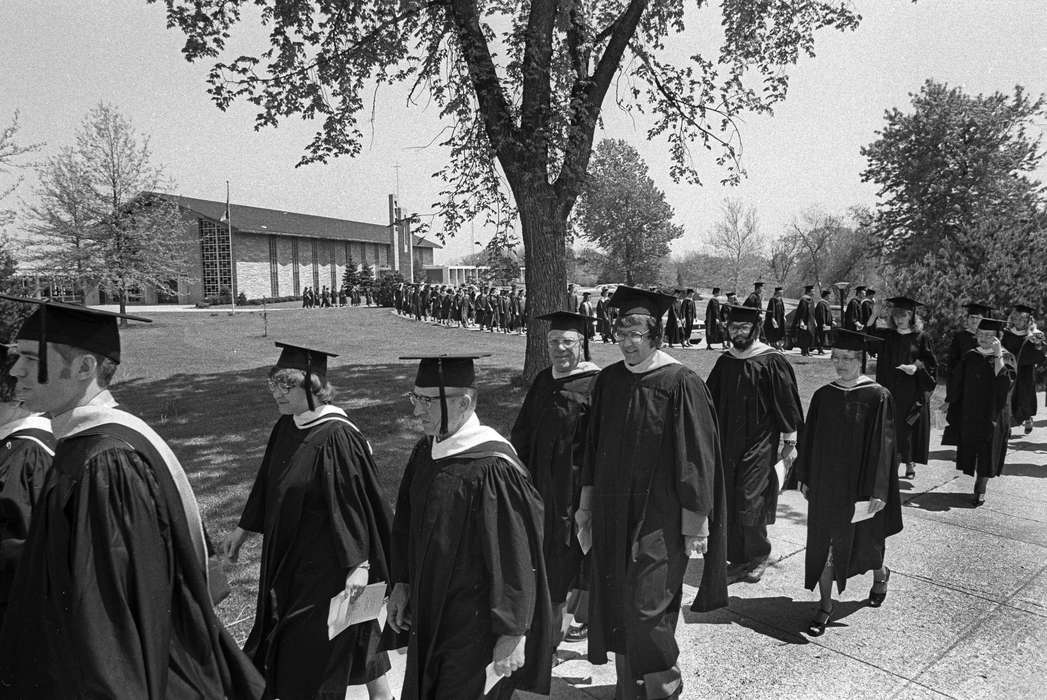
[327,582,387,640]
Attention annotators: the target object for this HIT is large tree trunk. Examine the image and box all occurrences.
[118,287,128,327]
[517,184,567,384]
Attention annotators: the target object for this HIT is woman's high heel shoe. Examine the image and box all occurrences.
[868,567,891,608]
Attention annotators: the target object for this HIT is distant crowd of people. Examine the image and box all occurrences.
[392,282,528,332]
[301,284,375,308]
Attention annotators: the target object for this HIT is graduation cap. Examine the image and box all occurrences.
[865,288,877,295]
[686,288,695,294]
[538,311,591,361]
[1012,303,1036,315]
[723,304,762,324]
[803,285,814,293]
[0,294,151,384]
[273,341,338,411]
[820,289,832,297]
[963,302,994,316]
[774,286,784,292]
[854,285,866,293]
[753,281,765,288]
[724,291,737,297]
[978,317,1007,333]
[711,287,721,294]
[609,285,675,319]
[401,353,491,434]
[886,296,923,312]
[831,329,883,352]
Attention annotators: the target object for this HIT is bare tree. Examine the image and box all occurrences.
[767,234,801,289]
[25,103,190,320]
[708,198,764,291]
[788,208,848,290]
[1,111,42,232]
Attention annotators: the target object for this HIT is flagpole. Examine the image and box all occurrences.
[227,180,236,314]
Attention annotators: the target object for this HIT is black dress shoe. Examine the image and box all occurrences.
[868,567,890,607]
[973,493,986,507]
[807,605,832,636]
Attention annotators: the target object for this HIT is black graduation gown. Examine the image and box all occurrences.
[870,328,938,464]
[814,299,834,347]
[706,350,804,562]
[844,298,863,330]
[0,425,264,699]
[681,298,697,337]
[791,381,902,591]
[665,303,683,345]
[239,414,393,700]
[743,292,762,309]
[945,350,1017,478]
[791,295,815,351]
[0,424,55,614]
[510,367,599,603]
[946,328,978,378]
[764,297,786,344]
[582,361,728,681]
[1002,330,1045,425]
[390,438,553,699]
[705,298,724,343]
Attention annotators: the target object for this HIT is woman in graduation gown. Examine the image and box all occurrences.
[1001,304,1045,435]
[867,296,938,480]
[944,318,1018,506]
[789,330,902,637]
[223,343,394,700]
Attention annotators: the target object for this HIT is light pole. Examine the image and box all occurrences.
[833,281,850,327]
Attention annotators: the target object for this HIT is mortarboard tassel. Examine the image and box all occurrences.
[437,359,448,435]
[37,302,48,384]
[305,353,316,411]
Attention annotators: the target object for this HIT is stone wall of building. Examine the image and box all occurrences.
[233,231,271,301]
[276,236,296,297]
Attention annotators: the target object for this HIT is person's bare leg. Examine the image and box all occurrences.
[818,563,834,612]
[365,673,394,700]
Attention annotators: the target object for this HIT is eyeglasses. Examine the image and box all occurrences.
[547,338,579,348]
[612,330,651,342]
[727,323,754,333]
[266,379,297,395]
[403,391,466,408]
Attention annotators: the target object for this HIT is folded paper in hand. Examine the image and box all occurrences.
[851,501,876,523]
[328,583,387,640]
[773,459,788,492]
[484,662,504,695]
[577,526,592,555]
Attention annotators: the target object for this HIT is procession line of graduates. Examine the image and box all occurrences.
[0,284,1041,699]
[393,282,527,333]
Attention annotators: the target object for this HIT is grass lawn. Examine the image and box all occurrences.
[111,306,845,639]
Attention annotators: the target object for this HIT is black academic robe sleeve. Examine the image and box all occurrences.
[671,371,719,519]
[0,440,52,571]
[509,376,542,468]
[913,332,938,393]
[769,355,805,434]
[239,423,280,534]
[71,448,176,698]
[391,438,427,585]
[320,426,393,580]
[478,461,540,637]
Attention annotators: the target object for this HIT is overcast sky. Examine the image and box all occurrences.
[3,0,1045,264]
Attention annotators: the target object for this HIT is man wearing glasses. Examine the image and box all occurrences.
[387,354,552,700]
[706,304,804,584]
[511,312,601,647]
[575,286,727,700]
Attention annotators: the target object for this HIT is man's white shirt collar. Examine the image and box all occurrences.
[432,412,515,460]
[624,349,681,374]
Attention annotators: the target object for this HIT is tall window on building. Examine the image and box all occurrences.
[291,239,300,294]
[269,237,279,298]
[199,219,232,299]
[311,239,320,289]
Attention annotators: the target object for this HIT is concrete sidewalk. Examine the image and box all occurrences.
[353,393,1047,700]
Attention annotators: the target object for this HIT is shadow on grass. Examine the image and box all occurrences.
[110,361,530,638]
[1003,463,1047,478]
